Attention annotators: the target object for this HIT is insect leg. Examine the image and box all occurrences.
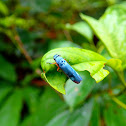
[56,64,60,71]
[47,62,57,64]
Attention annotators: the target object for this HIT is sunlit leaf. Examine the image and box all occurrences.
[66,21,93,42]
[80,3,126,69]
[41,47,109,94]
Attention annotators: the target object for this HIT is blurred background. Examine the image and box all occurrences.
[0,0,126,126]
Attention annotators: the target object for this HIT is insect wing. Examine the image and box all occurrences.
[59,61,82,84]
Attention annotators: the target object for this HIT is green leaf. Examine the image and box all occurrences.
[66,99,94,126]
[0,90,23,126]
[80,4,126,69]
[41,47,109,94]
[104,98,126,126]
[48,40,80,51]
[22,87,40,113]
[0,84,12,103]
[0,55,17,82]
[106,59,123,71]
[64,71,95,108]
[41,71,67,94]
[46,99,94,126]
[46,111,70,126]
[66,21,93,42]
[0,1,8,15]
[20,87,66,126]
[0,15,35,29]
[90,98,100,126]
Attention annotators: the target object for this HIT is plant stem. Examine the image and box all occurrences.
[63,30,73,42]
[111,96,126,110]
[116,71,126,87]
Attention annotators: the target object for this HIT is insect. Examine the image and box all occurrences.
[52,54,82,84]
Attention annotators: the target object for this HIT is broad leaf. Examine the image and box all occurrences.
[66,21,93,42]
[46,111,70,126]
[20,87,67,126]
[22,87,40,113]
[66,99,94,126]
[80,3,126,69]
[64,71,95,108]
[46,99,94,126]
[41,47,109,94]
[0,90,23,126]
[90,98,100,126]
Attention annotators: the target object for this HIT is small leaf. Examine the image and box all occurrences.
[0,15,35,29]
[0,1,8,15]
[41,72,67,94]
[64,71,95,108]
[41,47,109,94]
[0,55,17,82]
[66,21,93,42]
[0,90,23,126]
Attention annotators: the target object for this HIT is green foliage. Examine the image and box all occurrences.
[0,0,126,126]
[0,55,17,82]
[20,87,66,126]
[0,1,8,15]
[80,3,126,69]
[64,71,95,108]
[0,90,23,126]
[66,21,93,42]
[104,95,126,126]
[46,98,94,126]
[41,47,109,94]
